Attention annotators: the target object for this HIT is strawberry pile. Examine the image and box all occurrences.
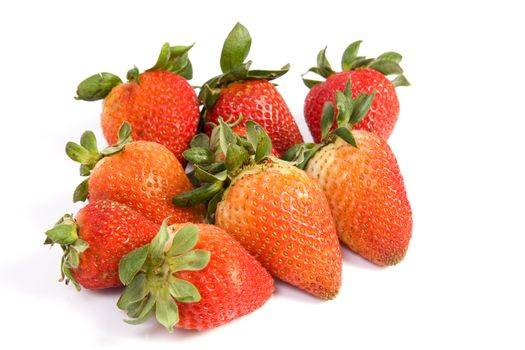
[45,22,412,332]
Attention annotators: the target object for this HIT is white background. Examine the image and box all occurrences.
[1,0,524,349]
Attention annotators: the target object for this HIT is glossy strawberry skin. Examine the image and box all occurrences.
[305,131,412,266]
[88,141,204,225]
[168,224,274,330]
[305,69,399,142]
[73,200,159,289]
[205,80,303,155]
[101,70,200,163]
[215,162,342,299]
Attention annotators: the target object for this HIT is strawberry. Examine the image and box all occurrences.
[117,222,274,331]
[200,22,303,155]
[44,200,159,290]
[75,43,199,163]
[284,79,412,266]
[303,41,410,142]
[174,120,342,299]
[66,123,204,224]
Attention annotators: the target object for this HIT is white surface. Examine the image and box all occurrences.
[1,0,524,349]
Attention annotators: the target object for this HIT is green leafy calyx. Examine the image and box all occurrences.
[302,40,410,89]
[75,42,194,101]
[283,77,375,169]
[173,118,276,222]
[44,214,89,291]
[117,220,210,332]
[66,122,132,203]
[199,22,290,120]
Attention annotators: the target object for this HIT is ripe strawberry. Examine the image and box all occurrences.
[174,120,342,299]
[200,22,303,155]
[75,43,199,163]
[303,41,410,142]
[284,79,412,266]
[44,200,159,290]
[117,222,274,331]
[66,123,204,224]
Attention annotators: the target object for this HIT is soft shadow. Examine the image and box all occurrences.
[272,279,324,304]
[341,245,385,271]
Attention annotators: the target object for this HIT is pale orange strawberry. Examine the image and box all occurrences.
[174,120,342,299]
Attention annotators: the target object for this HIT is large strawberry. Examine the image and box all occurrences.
[174,120,341,300]
[117,222,274,331]
[75,42,199,163]
[303,41,410,142]
[200,22,303,155]
[66,123,204,224]
[44,200,159,290]
[284,79,412,266]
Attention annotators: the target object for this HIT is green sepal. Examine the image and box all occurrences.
[206,189,224,223]
[194,166,227,183]
[218,118,238,155]
[320,102,335,141]
[341,40,362,71]
[150,219,170,261]
[119,245,150,285]
[100,122,132,156]
[302,76,323,89]
[44,214,89,291]
[335,90,352,127]
[220,22,252,73]
[117,223,209,332]
[349,91,376,125]
[246,120,272,162]
[169,276,201,303]
[73,178,89,203]
[65,141,100,167]
[183,147,212,165]
[172,181,224,207]
[168,250,211,272]
[126,66,140,83]
[303,40,409,89]
[333,127,357,147]
[225,144,249,173]
[117,272,149,309]
[75,72,122,101]
[392,74,411,87]
[246,64,290,81]
[190,133,210,149]
[123,295,156,325]
[167,224,199,257]
[148,42,194,80]
[282,143,323,170]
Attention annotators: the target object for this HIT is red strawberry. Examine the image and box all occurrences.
[44,200,159,290]
[66,123,204,224]
[200,22,303,155]
[285,80,412,266]
[75,43,199,163]
[174,120,342,299]
[303,41,410,142]
[117,223,274,331]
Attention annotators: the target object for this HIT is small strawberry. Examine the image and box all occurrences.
[75,43,199,163]
[44,200,159,290]
[200,22,303,155]
[65,123,204,224]
[117,222,274,331]
[303,41,410,142]
[285,79,412,266]
[174,120,342,299]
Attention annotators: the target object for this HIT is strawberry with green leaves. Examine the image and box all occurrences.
[200,22,303,156]
[285,79,412,266]
[303,41,409,142]
[174,120,342,300]
[44,200,159,290]
[117,222,273,331]
[75,43,199,163]
[66,123,204,225]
